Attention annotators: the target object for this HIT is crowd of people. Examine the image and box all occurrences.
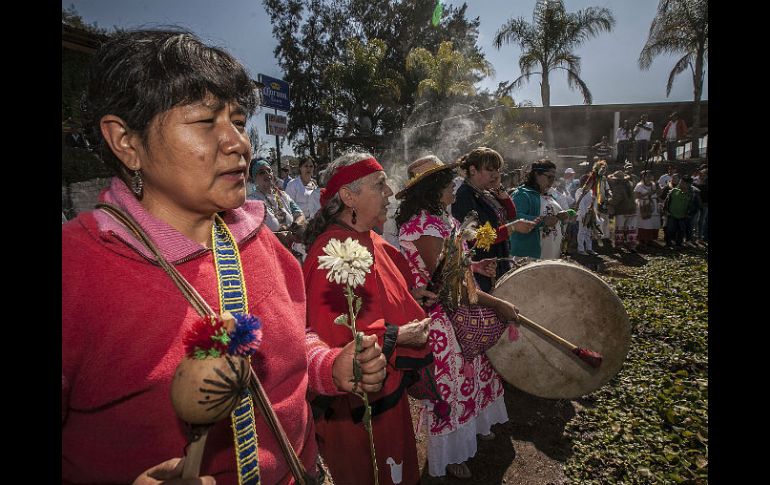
[62,28,707,485]
[599,111,691,165]
[504,159,708,259]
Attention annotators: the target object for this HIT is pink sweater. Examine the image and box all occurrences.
[62,178,341,484]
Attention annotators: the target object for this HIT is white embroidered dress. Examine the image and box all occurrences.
[399,210,508,477]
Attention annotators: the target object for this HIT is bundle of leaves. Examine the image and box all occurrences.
[431,211,478,314]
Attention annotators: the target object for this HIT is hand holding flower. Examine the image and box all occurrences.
[512,218,538,234]
[411,286,438,307]
[332,334,387,393]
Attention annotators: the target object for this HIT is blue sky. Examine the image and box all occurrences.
[64,0,707,152]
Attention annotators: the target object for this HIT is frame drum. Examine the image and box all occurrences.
[486,260,630,399]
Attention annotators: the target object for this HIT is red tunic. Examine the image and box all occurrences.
[303,226,432,485]
[62,178,341,485]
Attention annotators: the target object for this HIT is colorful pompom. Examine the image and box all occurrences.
[228,313,263,356]
[184,315,229,359]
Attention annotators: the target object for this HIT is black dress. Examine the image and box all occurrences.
[452,181,513,293]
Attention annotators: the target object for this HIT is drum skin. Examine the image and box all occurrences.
[487,260,630,399]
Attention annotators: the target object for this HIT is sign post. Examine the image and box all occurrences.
[258,74,290,173]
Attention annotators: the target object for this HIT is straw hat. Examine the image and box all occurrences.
[395,155,459,199]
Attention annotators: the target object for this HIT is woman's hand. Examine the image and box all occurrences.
[396,317,431,348]
[490,186,510,201]
[556,210,572,223]
[471,258,497,278]
[333,334,387,393]
[411,286,438,307]
[132,457,215,485]
[511,218,537,234]
[543,214,559,228]
[495,301,520,323]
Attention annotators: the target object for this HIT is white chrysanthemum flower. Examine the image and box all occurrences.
[318,237,374,289]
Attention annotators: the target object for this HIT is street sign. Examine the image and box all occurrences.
[258,74,290,112]
[266,113,288,137]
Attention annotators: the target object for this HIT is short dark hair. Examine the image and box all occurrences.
[458,147,503,174]
[86,28,258,176]
[298,156,316,169]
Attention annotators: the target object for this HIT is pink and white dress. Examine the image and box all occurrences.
[399,210,508,477]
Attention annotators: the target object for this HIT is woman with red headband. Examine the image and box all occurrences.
[303,152,436,485]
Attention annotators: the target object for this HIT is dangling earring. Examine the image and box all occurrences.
[130,169,143,197]
[351,207,357,225]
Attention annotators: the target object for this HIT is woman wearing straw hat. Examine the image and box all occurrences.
[395,155,522,480]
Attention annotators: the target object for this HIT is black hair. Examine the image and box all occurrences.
[86,28,258,177]
[298,157,315,168]
[394,169,455,228]
[523,159,557,190]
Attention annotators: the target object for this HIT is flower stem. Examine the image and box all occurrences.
[345,285,379,485]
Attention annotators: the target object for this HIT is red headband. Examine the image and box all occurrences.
[320,157,383,206]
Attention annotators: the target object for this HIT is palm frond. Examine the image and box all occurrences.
[494,17,534,50]
[568,7,615,46]
[666,53,692,96]
[560,67,592,104]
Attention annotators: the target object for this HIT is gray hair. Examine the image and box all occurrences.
[319,151,374,189]
[303,151,375,247]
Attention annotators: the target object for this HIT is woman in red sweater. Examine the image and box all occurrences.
[62,29,386,485]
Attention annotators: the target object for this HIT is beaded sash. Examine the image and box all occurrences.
[212,216,261,485]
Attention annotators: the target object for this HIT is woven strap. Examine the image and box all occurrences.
[96,203,313,485]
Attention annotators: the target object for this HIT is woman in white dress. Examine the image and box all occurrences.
[285,157,321,219]
[634,170,662,246]
[510,160,571,260]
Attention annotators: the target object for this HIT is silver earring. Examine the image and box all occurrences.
[130,170,143,196]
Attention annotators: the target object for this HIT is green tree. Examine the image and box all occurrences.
[263,0,347,157]
[263,0,487,155]
[639,0,707,157]
[62,5,113,186]
[493,0,614,149]
[326,38,403,137]
[406,41,492,101]
[62,4,108,35]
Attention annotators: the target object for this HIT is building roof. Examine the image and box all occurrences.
[62,21,108,55]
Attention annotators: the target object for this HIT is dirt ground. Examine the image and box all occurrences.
[411,385,577,485]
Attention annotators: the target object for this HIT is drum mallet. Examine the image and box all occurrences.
[516,314,603,368]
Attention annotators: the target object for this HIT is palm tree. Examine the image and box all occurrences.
[493,0,614,149]
[639,0,707,158]
[406,41,493,101]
